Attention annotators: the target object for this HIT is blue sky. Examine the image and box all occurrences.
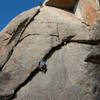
[0,0,44,31]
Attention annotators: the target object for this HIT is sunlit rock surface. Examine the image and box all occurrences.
[75,0,100,25]
[0,0,100,100]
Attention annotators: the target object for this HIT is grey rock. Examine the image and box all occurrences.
[0,0,100,100]
[14,43,94,100]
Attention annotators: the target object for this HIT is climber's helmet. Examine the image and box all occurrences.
[40,60,45,65]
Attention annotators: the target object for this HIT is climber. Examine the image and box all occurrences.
[38,60,47,73]
[39,2,43,8]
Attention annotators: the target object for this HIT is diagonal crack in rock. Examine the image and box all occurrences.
[0,35,75,100]
[0,8,40,71]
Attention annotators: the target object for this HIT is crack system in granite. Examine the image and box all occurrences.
[0,34,99,100]
[0,7,100,100]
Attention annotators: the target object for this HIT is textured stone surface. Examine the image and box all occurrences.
[0,0,100,100]
[14,43,94,100]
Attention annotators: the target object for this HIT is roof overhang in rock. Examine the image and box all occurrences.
[44,0,78,11]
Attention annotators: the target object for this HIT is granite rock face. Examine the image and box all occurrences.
[0,0,100,100]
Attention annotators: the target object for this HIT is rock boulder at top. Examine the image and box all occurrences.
[0,0,100,100]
